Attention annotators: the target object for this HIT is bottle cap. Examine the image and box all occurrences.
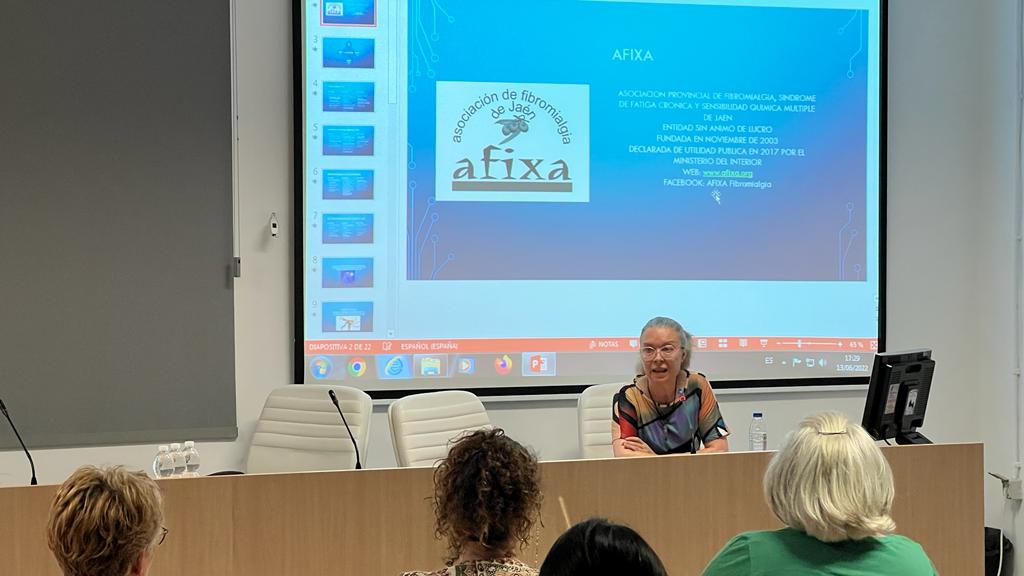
[184,441,194,448]
[158,445,169,451]
[170,443,181,450]
[753,411,763,418]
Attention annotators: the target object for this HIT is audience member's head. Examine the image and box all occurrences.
[764,411,896,542]
[433,428,542,565]
[539,518,667,576]
[46,465,165,576]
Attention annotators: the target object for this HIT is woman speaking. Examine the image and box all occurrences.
[612,316,730,456]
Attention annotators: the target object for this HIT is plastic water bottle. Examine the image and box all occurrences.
[183,441,201,477]
[170,443,186,477]
[749,412,768,451]
[153,445,174,478]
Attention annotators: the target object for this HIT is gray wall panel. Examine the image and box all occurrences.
[0,1,236,448]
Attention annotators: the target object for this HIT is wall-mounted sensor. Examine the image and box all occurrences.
[270,212,279,238]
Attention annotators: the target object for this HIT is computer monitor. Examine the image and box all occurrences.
[862,349,935,445]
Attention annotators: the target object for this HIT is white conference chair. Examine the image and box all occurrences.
[578,383,623,459]
[388,390,490,467]
[245,384,372,474]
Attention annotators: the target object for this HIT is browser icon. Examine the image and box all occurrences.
[457,357,476,375]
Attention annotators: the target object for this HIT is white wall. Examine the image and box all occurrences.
[2,0,1020,566]
[967,0,1024,562]
[888,0,1019,519]
[887,0,1022,570]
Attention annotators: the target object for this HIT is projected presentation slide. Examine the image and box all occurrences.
[322,213,374,244]
[322,38,375,68]
[300,0,882,390]
[322,302,374,333]
[321,0,376,26]
[323,258,374,288]
[323,169,374,200]
[323,82,375,112]
[323,125,375,156]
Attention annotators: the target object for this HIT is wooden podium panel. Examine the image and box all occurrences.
[0,443,982,575]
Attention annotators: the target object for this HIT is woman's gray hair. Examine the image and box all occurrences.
[640,316,693,370]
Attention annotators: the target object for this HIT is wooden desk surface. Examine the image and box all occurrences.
[0,443,983,575]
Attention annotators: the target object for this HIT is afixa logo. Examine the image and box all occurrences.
[452,144,572,192]
[435,81,590,203]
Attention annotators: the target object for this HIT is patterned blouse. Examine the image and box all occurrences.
[401,559,538,576]
[612,370,730,454]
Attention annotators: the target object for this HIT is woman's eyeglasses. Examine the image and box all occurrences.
[640,345,680,360]
[157,526,169,546]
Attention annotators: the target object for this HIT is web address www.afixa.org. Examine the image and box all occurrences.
[701,169,754,178]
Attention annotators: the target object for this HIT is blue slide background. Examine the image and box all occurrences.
[301,0,881,361]
[407,1,868,281]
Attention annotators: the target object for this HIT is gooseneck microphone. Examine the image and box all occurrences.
[327,390,362,470]
[0,398,37,485]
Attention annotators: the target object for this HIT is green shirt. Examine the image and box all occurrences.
[701,528,938,576]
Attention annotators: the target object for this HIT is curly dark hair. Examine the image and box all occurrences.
[432,428,542,565]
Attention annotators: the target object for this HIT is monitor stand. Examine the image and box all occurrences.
[896,431,932,445]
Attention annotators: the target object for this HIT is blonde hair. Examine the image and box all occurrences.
[764,411,896,542]
[46,465,164,576]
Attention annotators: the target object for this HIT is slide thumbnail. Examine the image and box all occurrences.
[323,82,375,112]
[322,0,377,26]
[323,125,374,156]
[323,38,375,68]
[322,257,374,288]
[323,169,374,199]
[322,301,374,332]
[323,213,374,243]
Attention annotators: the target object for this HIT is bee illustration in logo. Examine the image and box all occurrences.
[495,115,529,144]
